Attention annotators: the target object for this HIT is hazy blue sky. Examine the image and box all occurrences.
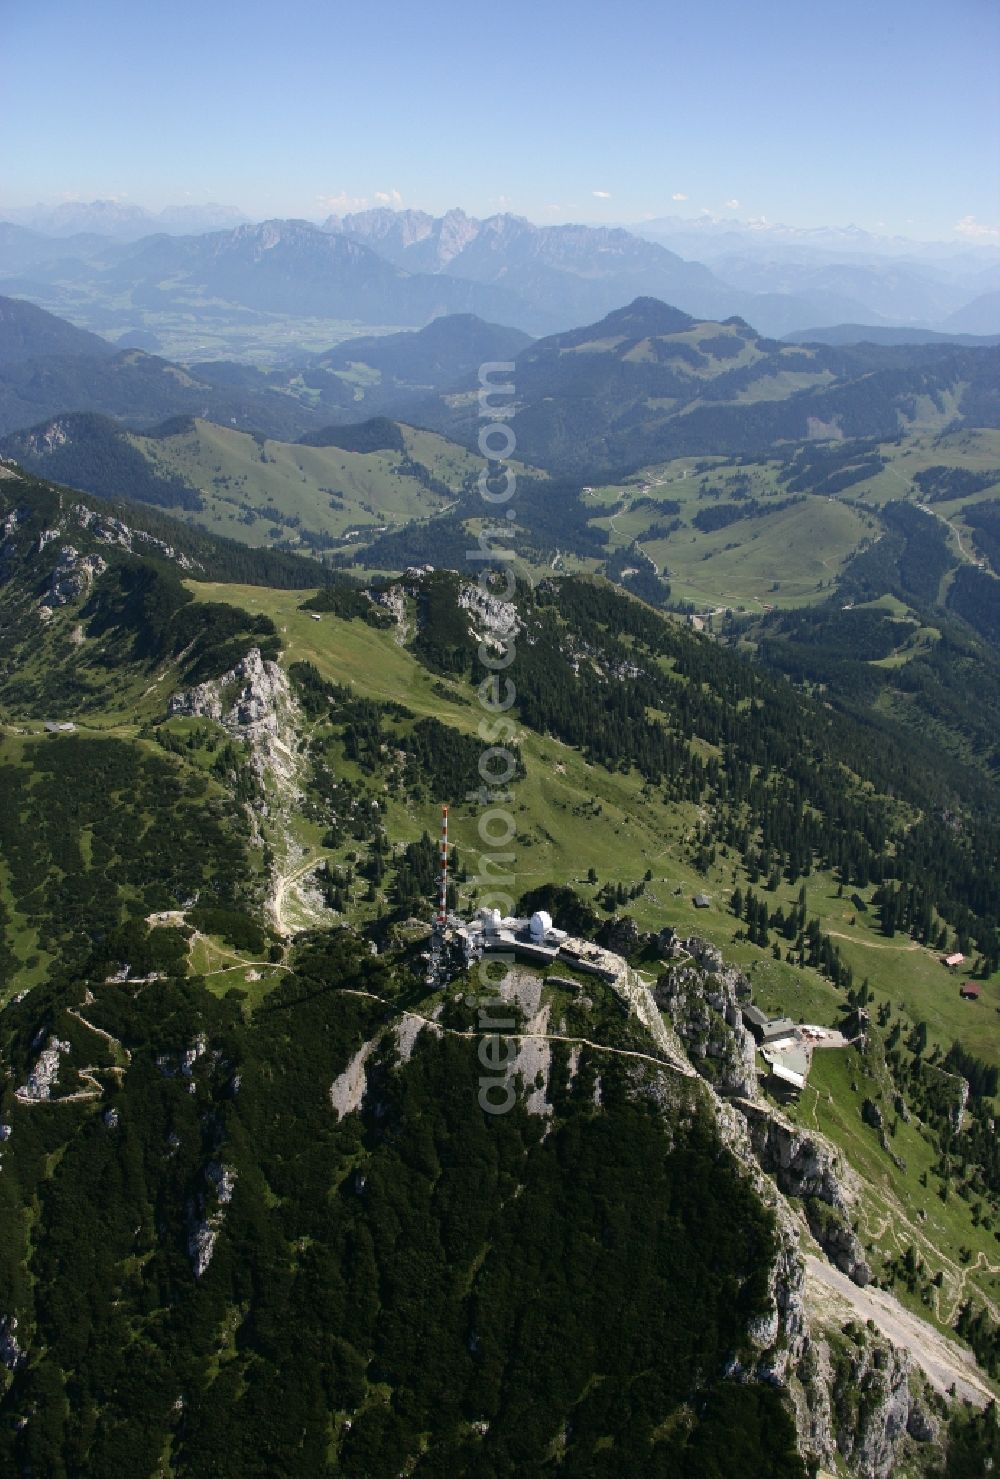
[3,0,998,240]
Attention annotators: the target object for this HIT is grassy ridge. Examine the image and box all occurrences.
[135,418,479,549]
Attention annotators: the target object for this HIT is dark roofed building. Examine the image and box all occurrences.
[762,1017,796,1043]
[742,1004,770,1043]
[693,894,711,909]
[959,984,981,1000]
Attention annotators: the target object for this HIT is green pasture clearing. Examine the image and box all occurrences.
[137,418,476,551]
[647,498,869,611]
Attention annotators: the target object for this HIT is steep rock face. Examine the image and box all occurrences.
[16,1035,71,1101]
[655,946,758,1098]
[186,1161,238,1278]
[368,581,408,640]
[0,1316,24,1371]
[711,1100,811,1392]
[613,964,696,1078]
[170,647,301,793]
[458,580,521,648]
[72,502,200,570]
[40,545,107,610]
[736,1099,872,1287]
[829,1330,913,1479]
[170,646,314,930]
[709,1096,913,1478]
[493,970,553,1117]
[1,494,199,584]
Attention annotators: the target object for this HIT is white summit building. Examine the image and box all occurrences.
[450,905,626,983]
[457,906,569,965]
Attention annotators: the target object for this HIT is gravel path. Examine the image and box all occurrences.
[805,1255,995,1408]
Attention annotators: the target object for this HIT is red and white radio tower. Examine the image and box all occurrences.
[437,804,450,925]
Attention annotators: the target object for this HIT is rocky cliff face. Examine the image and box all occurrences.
[667,936,942,1479]
[655,939,759,1098]
[39,545,107,611]
[710,1095,934,1479]
[170,646,302,795]
[828,1326,914,1479]
[735,1097,872,1288]
[169,647,325,933]
[368,581,409,640]
[711,1099,812,1389]
[458,579,521,649]
[0,492,201,630]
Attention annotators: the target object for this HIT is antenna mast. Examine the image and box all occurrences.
[437,804,449,924]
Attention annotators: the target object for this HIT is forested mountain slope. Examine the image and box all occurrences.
[0,471,998,1477]
[403,297,1000,478]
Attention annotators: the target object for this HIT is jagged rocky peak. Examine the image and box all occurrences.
[368,581,409,638]
[170,646,304,809]
[828,1325,914,1479]
[1,492,200,602]
[72,502,200,570]
[458,578,521,645]
[171,646,289,734]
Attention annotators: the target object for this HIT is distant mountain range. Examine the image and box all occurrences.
[0,294,335,440]
[4,205,997,341]
[783,324,1000,348]
[323,207,951,336]
[323,207,730,329]
[631,211,1000,265]
[0,295,536,438]
[632,214,1000,333]
[1,198,251,239]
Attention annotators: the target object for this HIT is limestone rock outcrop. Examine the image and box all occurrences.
[655,947,758,1099]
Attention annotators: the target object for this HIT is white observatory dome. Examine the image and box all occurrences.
[529,910,553,940]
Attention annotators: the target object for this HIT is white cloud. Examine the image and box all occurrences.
[954,214,1000,242]
[725,198,740,210]
[672,192,688,201]
[592,189,611,199]
[316,191,369,214]
[316,188,402,215]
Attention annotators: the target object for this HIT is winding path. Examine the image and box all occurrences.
[270,853,327,937]
[334,987,698,1080]
[915,499,983,569]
